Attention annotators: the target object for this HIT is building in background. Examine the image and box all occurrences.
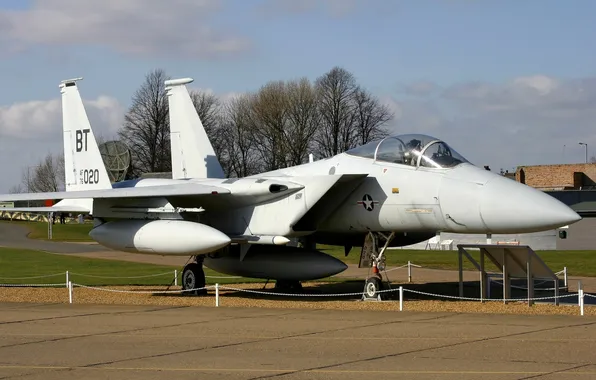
[513,163,596,250]
[515,163,596,191]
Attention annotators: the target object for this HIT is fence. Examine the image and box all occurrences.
[0,269,242,289]
[63,281,591,316]
[0,263,592,316]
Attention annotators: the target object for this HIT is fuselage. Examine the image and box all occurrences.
[260,152,580,235]
[96,134,580,247]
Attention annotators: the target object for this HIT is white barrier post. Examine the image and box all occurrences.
[68,281,73,304]
[399,286,403,311]
[578,280,582,306]
[578,280,584,316]
[408,261,412,283]
[564,267,568,289]
[215,283,219,307]
[65,271,69,288]
[174,270,178,286]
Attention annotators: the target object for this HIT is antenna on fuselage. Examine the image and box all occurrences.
[309,153,314,163]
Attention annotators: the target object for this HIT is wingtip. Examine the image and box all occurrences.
[59,77,84,88]
[164,77,194,87]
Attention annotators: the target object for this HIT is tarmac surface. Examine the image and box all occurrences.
[1,302,596,380]
[0,222,106,254]
[2,221,596,379]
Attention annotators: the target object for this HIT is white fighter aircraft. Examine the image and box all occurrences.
[0,77,582,298]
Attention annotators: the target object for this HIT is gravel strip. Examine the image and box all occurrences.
[0,283,591,317]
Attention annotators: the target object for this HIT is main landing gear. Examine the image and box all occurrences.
[274,280,303,293]
[361,231,396,300]
[181,256,207,295]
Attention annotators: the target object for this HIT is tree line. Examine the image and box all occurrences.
[14,66,394,192]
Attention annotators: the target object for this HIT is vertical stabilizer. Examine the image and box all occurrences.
[60,78,111,192]
[165,77,225,179]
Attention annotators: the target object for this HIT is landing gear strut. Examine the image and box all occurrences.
[361,231,395,300]
[181,256,207,296]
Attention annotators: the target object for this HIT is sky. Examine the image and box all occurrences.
[0,0,595,191]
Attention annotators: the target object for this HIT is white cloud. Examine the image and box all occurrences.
[398,81,441,98]
[0,95,125,192]
[0,96,124,139]
[386,75,596,171]
[0,0,251,59]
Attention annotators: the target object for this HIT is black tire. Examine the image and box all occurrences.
[364,277,383,299]
[182,263,206,296]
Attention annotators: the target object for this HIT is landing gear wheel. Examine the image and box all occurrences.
[364,276,383,300]
[181,263,207,296]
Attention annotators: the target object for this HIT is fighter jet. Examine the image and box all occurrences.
[0,77,581,298]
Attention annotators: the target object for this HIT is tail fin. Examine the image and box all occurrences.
[60,78,112,191]
[165,77,225,179]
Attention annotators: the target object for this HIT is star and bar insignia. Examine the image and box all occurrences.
[357,194,379,211]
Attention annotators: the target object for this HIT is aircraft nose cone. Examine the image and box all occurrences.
[480,177,581,233]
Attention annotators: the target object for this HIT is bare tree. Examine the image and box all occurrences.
[118,69,171,177]
[219,94,260,177]
[113,66,392,179]
[190,90,220,133]
[21,153,65,193]
[314,67,359,157]
[352,87,392,145]
[95,134,107,148]
[314,66,394,158]
[250,81,291,171]
[8,184,24,194]
[189,90,226,161]
[285,78,320,165]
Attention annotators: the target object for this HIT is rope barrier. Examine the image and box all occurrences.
[68,272,173,279]
[65,283,583,303]
[73,283,211,294]
[0,283,66,287]
[0,273,66,280]
[0,270,242,282]
[0,264,589,315]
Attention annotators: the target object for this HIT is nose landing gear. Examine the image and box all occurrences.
[361,231,395,301]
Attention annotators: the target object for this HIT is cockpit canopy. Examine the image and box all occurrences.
[346,134,469,169]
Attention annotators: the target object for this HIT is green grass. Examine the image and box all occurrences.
[4,220,596,278]
[0,247,264,286]
[1,220,94,242]
[321,245,596,277]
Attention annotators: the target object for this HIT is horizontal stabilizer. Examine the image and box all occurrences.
[0,183,231,202]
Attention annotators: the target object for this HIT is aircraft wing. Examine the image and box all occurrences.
[0,175,363,223]
[0,206,90,213]
[0,183,231,202]
[291,174,369,231]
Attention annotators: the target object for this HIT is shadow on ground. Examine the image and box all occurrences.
[154,278,587,304]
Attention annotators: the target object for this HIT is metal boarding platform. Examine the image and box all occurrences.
[457,244,562,306]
